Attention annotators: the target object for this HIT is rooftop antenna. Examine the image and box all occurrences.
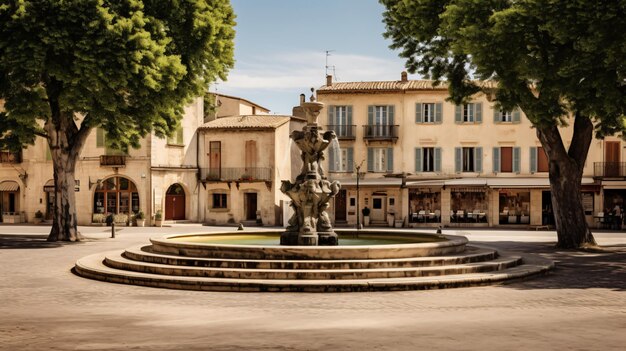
[325,50,338,81]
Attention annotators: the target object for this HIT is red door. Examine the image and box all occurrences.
[605,141,620,177]
[165,184,185,220]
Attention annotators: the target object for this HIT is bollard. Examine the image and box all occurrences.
[111,222,115,238]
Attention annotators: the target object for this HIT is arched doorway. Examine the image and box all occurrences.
[165,184,185,220]
[93,176,139,215]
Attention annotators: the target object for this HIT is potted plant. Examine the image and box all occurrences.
[92,213,106,226]
[387,210,395,227]
[34,210,44,224]
[154,210,163,227]
[362,207,371,227]
[135,210,146,227]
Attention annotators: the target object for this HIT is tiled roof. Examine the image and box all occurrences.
[198,115,292,130]
[317,80,497,93]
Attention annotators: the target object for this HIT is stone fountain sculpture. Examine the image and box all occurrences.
[280,92,341,246]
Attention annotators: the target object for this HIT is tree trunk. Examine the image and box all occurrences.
[536,113,597,249]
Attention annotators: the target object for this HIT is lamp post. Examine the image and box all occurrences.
[355,160,365,230]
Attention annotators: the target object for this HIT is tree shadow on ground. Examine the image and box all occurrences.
[474,240,626,291]
[0,234,63,249]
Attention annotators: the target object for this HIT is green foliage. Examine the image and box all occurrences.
[203,92,218,120]
[0,0,235,151]
[380,0,626,135]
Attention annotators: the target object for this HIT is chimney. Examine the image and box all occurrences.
[299,94,306,105]
[401,71,408,82]
[326,74,333,86]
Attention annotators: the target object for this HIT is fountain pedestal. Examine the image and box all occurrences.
[280,98,340,246]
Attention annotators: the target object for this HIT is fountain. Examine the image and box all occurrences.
[280,92,340,246]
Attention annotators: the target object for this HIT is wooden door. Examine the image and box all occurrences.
[371,196,387,222]
[244,193,257,220]
[335,190,347,221]
[605,141,620,177]
[537,147,549,172]
[208,141,221,179]
[500,147,512,172]
[165,195,185,220]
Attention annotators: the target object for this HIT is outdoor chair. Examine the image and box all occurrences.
[417,210,426,223]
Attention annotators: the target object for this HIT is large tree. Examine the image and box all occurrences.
[381,0,626,249]
[0,0,235,241]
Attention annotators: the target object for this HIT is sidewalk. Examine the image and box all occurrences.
[0,225,624,350]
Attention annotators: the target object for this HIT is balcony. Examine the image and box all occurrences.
[594,162,626,178]
[100,155,126,167]
[201,167,272,182]
[362,125,399,141]
[327,125,356,140]
[0,151,22,164]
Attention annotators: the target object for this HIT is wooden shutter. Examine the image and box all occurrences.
[538,147,549,172]
[512,108,521,123]
[415,148,423,172]
[327,105,335,126]
[435,103,442,123]
[347,147,354,172]
[493,108,501,123]
[347,106,352,127]
[493,147,501,173]
[455,105,462,124]
[475,103,482,123]
[245,140,257,169]
[387,148,394,172]
[434,147,442,172]
[328,145,335,172]
[475,147,483,173]
[513,147,521,173]
[388,106,395,125]
[530,147,537,173]
[367,148,374,172]
[455,147,462,173]
[415,103,423,123]
[367,106,374,125]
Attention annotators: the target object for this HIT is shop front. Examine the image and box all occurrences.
[498,189,531,225]
[408,188,442,223]
[0,180,20,223]
[450,188,488,223]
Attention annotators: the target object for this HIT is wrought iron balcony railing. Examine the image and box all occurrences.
[326,125,356,140]
[362,125,399,140]
[201,167,272,182]
[594,162,626,178]
[0,151,22,164]
[100,155,126,167]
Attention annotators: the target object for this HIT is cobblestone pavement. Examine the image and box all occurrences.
[0,225,624,351]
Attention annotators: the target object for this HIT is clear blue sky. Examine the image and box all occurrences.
[216,0,415,114]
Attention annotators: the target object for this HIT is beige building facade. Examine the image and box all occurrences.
[317,73,618,229]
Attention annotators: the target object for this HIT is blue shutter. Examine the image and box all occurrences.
[435,103,442,123]
[387,148,394,172]
[530,147,537,173]
[368,106,374,125]
[455,105,462,124]
[347,106,353,127]
[493,108,500,123]
[347,147,354,172]
[328,145,335,172]
[415,148,423,172]
[415,103,423,123]
[455,147,462,173]
[367,148,374,172]
[513,108,521,123]
[327,106,335,126]
[434,147,442,172]
[513,147,521,173]
[475,147,483,173]
[388,106,395,125]
[475,103,482,123]
[493,147,501,173]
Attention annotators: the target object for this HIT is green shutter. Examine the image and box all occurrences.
[493,108,500,123]
[415,103,423,123]
[475,103,482,123]
[513,147,521,173]
[455,147,462,173]
[347,147,354,172]
[388,106,395,125]
[455,105,462,124]
[513,108,521,123]
[475,147,483,173]
[327,105,335,126]
[347,106,352,126]
[493,147,501,173]
[367,148,374,172]
[328,145,335,172]
[96,128,104,148]
[387,148,394,172]
[530,147,537,173]
[434,147,442,172]
[415,148,423,172]
[435,103,442,123]
[367,106,374,125]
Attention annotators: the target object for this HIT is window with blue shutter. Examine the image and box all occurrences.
[388,106,395,125]
[530,147,537,173]
[435,103,442,123]
[328,146,335,172]
[415,148,423,172]
[493,147,501,173]
[434,147,442,172]
[475,147,483,173]
[493,108,501,123]
[347,106,353,127]
[327,105,335,126]
[455,105,462,124]
[513,147,521,173]
[387,148,394,172]
[512,108,521,123]
[455,147,462,173]
[415,103,423,123]
[367,106,374,125]
[347,147,354,172]
[475,103,482,123]
[367,148,374,172]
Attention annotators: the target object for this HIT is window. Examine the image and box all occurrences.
[493,147,521,173]
[329,147,353,172]
[494,108,521,123]
[328,105,353,138]
[212,193,228,209]
[415,103,442,123]
[207,141,221,180]
[415,147,441,172]
[93,176,139,215]
[0,150,21,163]
[167,126,184,146]
[530,146,549,173]
[455,147,482,173]
[95,128,126,155]
[368,147,393,172]
[501,111,512,122]
[455,103,482,124]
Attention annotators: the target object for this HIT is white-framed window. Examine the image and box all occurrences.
[423,148,435,172]
[368,147,393,173]
[455,147,483,173]
[455,103,482,124]
[500,111,512,122]
[373,148,386,171]
[423,103,435,122]
[463,104,474,122]
[329,147,353,172]
[415,147,442,173]
[336,148,349,172]
[211,193,228,209]
[463,147,475,172]
[375,106,389,125]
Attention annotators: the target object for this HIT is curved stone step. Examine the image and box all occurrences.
[105,252,521,280]
[123,245,498,270]
[74,251,553,292]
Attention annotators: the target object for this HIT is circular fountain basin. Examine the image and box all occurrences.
[149,229,468,260]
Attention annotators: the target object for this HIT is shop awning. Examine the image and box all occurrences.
[0,181,19,192]
[445,178,488,187]
[330,177,403,187]
[406,179,445,188]
[487,177,596,189]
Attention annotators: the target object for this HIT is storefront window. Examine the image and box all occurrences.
[408,190,441,223]
[94,176,139,215]
[451,190,488,223]
[498,190,530,224]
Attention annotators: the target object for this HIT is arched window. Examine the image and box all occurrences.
[93,176,139,215]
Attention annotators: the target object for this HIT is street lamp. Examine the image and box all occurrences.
[355,160,365,230]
